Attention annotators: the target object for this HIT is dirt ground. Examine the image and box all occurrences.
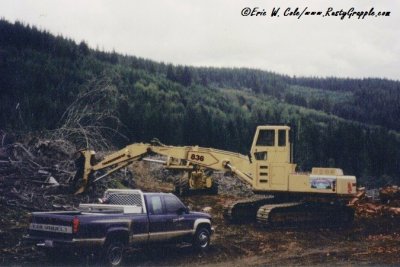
[1,161,400,266]
[1,193,400,267]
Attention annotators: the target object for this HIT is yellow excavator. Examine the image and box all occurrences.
[73,125,357,226]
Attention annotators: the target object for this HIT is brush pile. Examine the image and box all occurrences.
[351,186,400,218]
[0,132,81,211]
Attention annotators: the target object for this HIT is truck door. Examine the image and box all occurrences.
[146,194,192,242]
[162,195,192,234]
[146,195,167,237]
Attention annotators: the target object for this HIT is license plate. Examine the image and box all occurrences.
[45,240,54,247]
[29,223,72,234]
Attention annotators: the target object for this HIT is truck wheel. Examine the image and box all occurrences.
[193,227,210,251]
[104,240,125,266]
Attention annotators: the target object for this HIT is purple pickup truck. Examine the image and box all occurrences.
[24,189,214,266]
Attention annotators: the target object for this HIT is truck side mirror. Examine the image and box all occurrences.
[177,207,188,215]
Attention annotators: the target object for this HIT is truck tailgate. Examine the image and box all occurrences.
[28,211,80,241]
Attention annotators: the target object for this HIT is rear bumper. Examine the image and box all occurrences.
[23,235,105,248]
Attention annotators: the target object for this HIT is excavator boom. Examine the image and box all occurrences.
[73,141,253,194]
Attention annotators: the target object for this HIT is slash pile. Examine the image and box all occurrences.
[0,134,81,211]
[351,186,400,218]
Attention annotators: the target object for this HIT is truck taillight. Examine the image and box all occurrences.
[72,217,80,233]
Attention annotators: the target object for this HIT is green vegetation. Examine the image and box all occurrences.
[0,19,399,187]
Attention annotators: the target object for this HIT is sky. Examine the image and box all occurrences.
[1,0,399,80]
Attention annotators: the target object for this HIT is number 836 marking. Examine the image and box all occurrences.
[190,154,204,162]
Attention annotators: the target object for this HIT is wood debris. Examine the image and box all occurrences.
[0,131,81,211]
[351,186,400,218]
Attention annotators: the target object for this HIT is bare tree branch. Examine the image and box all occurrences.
[49,76,127,151]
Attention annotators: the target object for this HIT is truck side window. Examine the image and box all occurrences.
[148,196,163,215]
[256,130,275,146]
[164,195,185,214]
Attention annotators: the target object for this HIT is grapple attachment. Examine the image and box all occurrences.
[73,150,95,194]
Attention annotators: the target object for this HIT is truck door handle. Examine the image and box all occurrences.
[172,217,184,222]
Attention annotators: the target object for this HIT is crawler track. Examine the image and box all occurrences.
[223,195,274,223]
[257,202,355,228]
[256,202,301,225]
[224,197,355,227]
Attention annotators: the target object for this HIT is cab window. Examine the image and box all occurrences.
[254,151,267,161]
[164,195,185,214]
[278,130,286,147]
[256,130,275,146]
[147,196,163,215]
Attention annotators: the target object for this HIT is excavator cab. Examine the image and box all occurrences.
[250,126,296,192]
[250,125,293,163]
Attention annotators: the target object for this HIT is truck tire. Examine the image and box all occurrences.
[192,227,211,251]
[104,240,125,266]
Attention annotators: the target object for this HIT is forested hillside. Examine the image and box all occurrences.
[0,19,399,187]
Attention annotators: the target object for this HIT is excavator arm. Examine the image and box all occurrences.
[73,140,254,194]
[74,143,150,194]
[150,144,254,183]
